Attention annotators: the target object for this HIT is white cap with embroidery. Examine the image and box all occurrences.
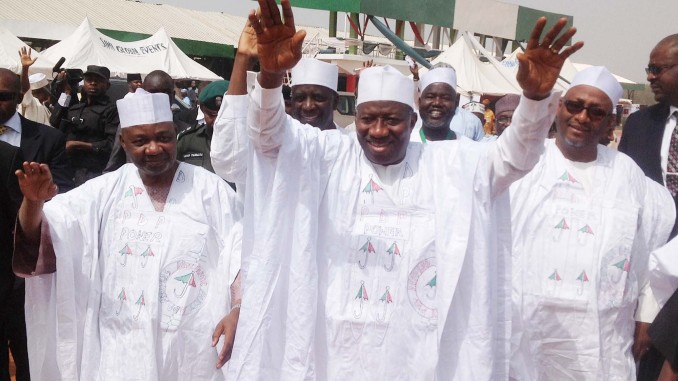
[28,73,48,90]
[462,101,485,113]
[567,66,623,106]
[418,67,457,93]
[116,88,173,128]
[356,65,414,109]
[290,58,338,92]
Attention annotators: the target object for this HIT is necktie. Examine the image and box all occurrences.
[0,125,7,135]
[667,111,678,197]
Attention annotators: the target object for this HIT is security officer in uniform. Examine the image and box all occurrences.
[177,80,229,178]
[50,65,119,186]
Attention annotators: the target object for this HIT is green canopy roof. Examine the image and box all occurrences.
[283,0,572,41]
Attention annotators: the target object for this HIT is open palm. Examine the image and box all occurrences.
[16,162,58,202]
[517,17,583,98]
[249,0,306,75]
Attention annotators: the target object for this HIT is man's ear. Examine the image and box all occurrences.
[332,92,339,111]
[119,130,127,152]
[410,111,418,130]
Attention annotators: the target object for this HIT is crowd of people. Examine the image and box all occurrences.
[1,0,678,379]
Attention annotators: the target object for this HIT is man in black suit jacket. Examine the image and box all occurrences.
[618,34,678,381]
[0,67,73,381]
[0,68,74,192]
[649,288,678,380]
[19,115,74,193]
[0,141,23,381]
[0,141,22,304]
[619,34,678,238]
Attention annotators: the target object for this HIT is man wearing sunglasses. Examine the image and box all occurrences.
[619,34,678,381]
[620,35,678,239]
[509,66,675,380]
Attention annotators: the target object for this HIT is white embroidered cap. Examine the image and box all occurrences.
[291,58,338,92]
[116,88,173,128]
[29,73,48,90]
[567,66,623,107]
[418,67,457,93]
[462,101,485,113]
[356,65,414,109]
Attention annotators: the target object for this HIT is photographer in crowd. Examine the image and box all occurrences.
[50,65,119,186]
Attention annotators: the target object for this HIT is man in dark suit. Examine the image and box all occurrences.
[0,141,23,381]
[0,68,74,192]
[0,141,22,305]
[618,34,678,381]
[0,67,73,381]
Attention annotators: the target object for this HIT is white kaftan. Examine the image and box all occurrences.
[226,80,559,380]
[19,163,242,381]
[19,91,51,126]
[211,93,352,191]
[509,141,675,380]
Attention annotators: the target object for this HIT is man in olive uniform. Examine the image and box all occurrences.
[177,80,229,176]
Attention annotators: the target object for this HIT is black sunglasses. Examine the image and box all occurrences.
[563,100,609,121]
[645,63,678,76]
[0,92,17,101]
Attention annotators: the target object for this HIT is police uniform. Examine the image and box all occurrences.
[177,122,214,173]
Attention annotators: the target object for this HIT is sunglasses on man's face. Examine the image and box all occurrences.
[562,100,609,121]
[0,92,17,102]
[645,63,678,76]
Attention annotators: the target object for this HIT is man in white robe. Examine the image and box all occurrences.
[410,67,485,143]
[211,22,351,190]
[509,66,676,380]
[226,1,582,379]
[13,89,243,380]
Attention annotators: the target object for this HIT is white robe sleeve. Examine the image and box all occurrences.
[247,80,290,156]
[22,177,106,380]
[211,94,250,186]
[635,176,675,320]
[487,93,559,196]
[649,236,678,307]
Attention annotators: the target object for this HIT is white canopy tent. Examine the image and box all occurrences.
[41,18,221,81]
[501,47,640,91]
[0,25,55,76]
[423,32,523,97]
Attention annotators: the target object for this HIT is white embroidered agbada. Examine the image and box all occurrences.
[509,141,675,380]
[225,75,559,380]
[211,69,351,194]
[18,163,242,381]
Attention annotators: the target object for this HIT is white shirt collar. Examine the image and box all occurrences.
[669,105,678,120]
[3,112,22,134]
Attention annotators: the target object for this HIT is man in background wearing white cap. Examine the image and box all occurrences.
[508,66,675,380]
[462,100,486,126]
[13,89,243,380]
[227,0,580,379]
[413,66,485,142]
[211,20,344,190]
[18,47,51,126]
[289,57,340,131]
